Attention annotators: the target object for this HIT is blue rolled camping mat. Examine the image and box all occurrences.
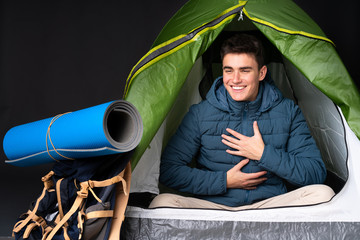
[3,100,143,167]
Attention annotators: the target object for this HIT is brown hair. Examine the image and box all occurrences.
[220,34,265,69]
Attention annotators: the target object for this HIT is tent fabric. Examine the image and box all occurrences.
[122,217,360,239]
[150,0,246,47]
[277,58,348,181]
[243,6,360,142]
[243,1,332,42]
[3,100,143,167]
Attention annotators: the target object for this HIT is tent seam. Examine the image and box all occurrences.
[242,8,335,46]
[124,14,236,94]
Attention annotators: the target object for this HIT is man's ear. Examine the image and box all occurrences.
[259,65,267,81]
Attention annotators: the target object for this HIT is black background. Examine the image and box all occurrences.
[0,0,359,236]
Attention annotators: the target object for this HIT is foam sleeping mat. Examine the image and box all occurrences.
[3,100,143,167]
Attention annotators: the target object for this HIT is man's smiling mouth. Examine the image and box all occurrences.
[232,86,245,90]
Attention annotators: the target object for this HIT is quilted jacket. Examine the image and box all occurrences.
[159,76,327,207]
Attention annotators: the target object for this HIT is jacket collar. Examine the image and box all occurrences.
[207,75,283,117]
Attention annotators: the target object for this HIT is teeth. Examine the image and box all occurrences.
[232,86,245,90]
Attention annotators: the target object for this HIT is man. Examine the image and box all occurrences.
[149,34,334,209]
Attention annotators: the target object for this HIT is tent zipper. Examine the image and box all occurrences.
[123,5,245,98]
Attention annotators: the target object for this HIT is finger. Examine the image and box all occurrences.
[253,121,261,136]
[242,176,267,189]
[225,128,245,140]
[249,177,268,184]
[236,159,250,169]
[222,139,240,150]
[241,172,267,181]
[221,134,239,145]
[228,159,249,172]
[244,176,267,187]
[225,149,243,156]
[247,171,267,179]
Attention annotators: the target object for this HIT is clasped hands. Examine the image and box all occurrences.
[221,121,267,190]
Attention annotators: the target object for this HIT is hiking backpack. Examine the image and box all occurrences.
[12,153,132,240]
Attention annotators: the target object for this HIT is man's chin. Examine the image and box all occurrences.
[230,95,245,102]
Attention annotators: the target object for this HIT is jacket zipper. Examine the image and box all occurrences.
[242,103,249,135]
[243,103,250,203]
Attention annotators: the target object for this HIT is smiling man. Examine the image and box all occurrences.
[222,53,266,102]
[149,34,334,209]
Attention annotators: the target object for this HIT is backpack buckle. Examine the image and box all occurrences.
[41,171,55,189]
[77,182,89,198]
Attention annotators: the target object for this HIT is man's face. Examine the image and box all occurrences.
[222,53,267,102]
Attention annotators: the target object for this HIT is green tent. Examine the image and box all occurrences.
[122,0,360,238]
[124,0,359,168]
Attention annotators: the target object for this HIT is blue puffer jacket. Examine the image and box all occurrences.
[159,76,327,207]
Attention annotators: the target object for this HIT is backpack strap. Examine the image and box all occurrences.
[108,161,132,240]
[77,203,86,239]
[42,214,71,240]
[55,177,71,230]
[46,163,131,240]
[13,171,55,234]
[87,168,128,190]
[85,210,114,220]
[23,215,46,238]
[45,182,88,240]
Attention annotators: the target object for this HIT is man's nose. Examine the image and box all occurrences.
[233,71,241,82]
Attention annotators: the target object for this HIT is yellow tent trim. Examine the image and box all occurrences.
[123,2,246,98]
[242,8,334,46]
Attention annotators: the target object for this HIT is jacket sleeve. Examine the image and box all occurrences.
[159,105,227,196]
[258,103,327,186]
